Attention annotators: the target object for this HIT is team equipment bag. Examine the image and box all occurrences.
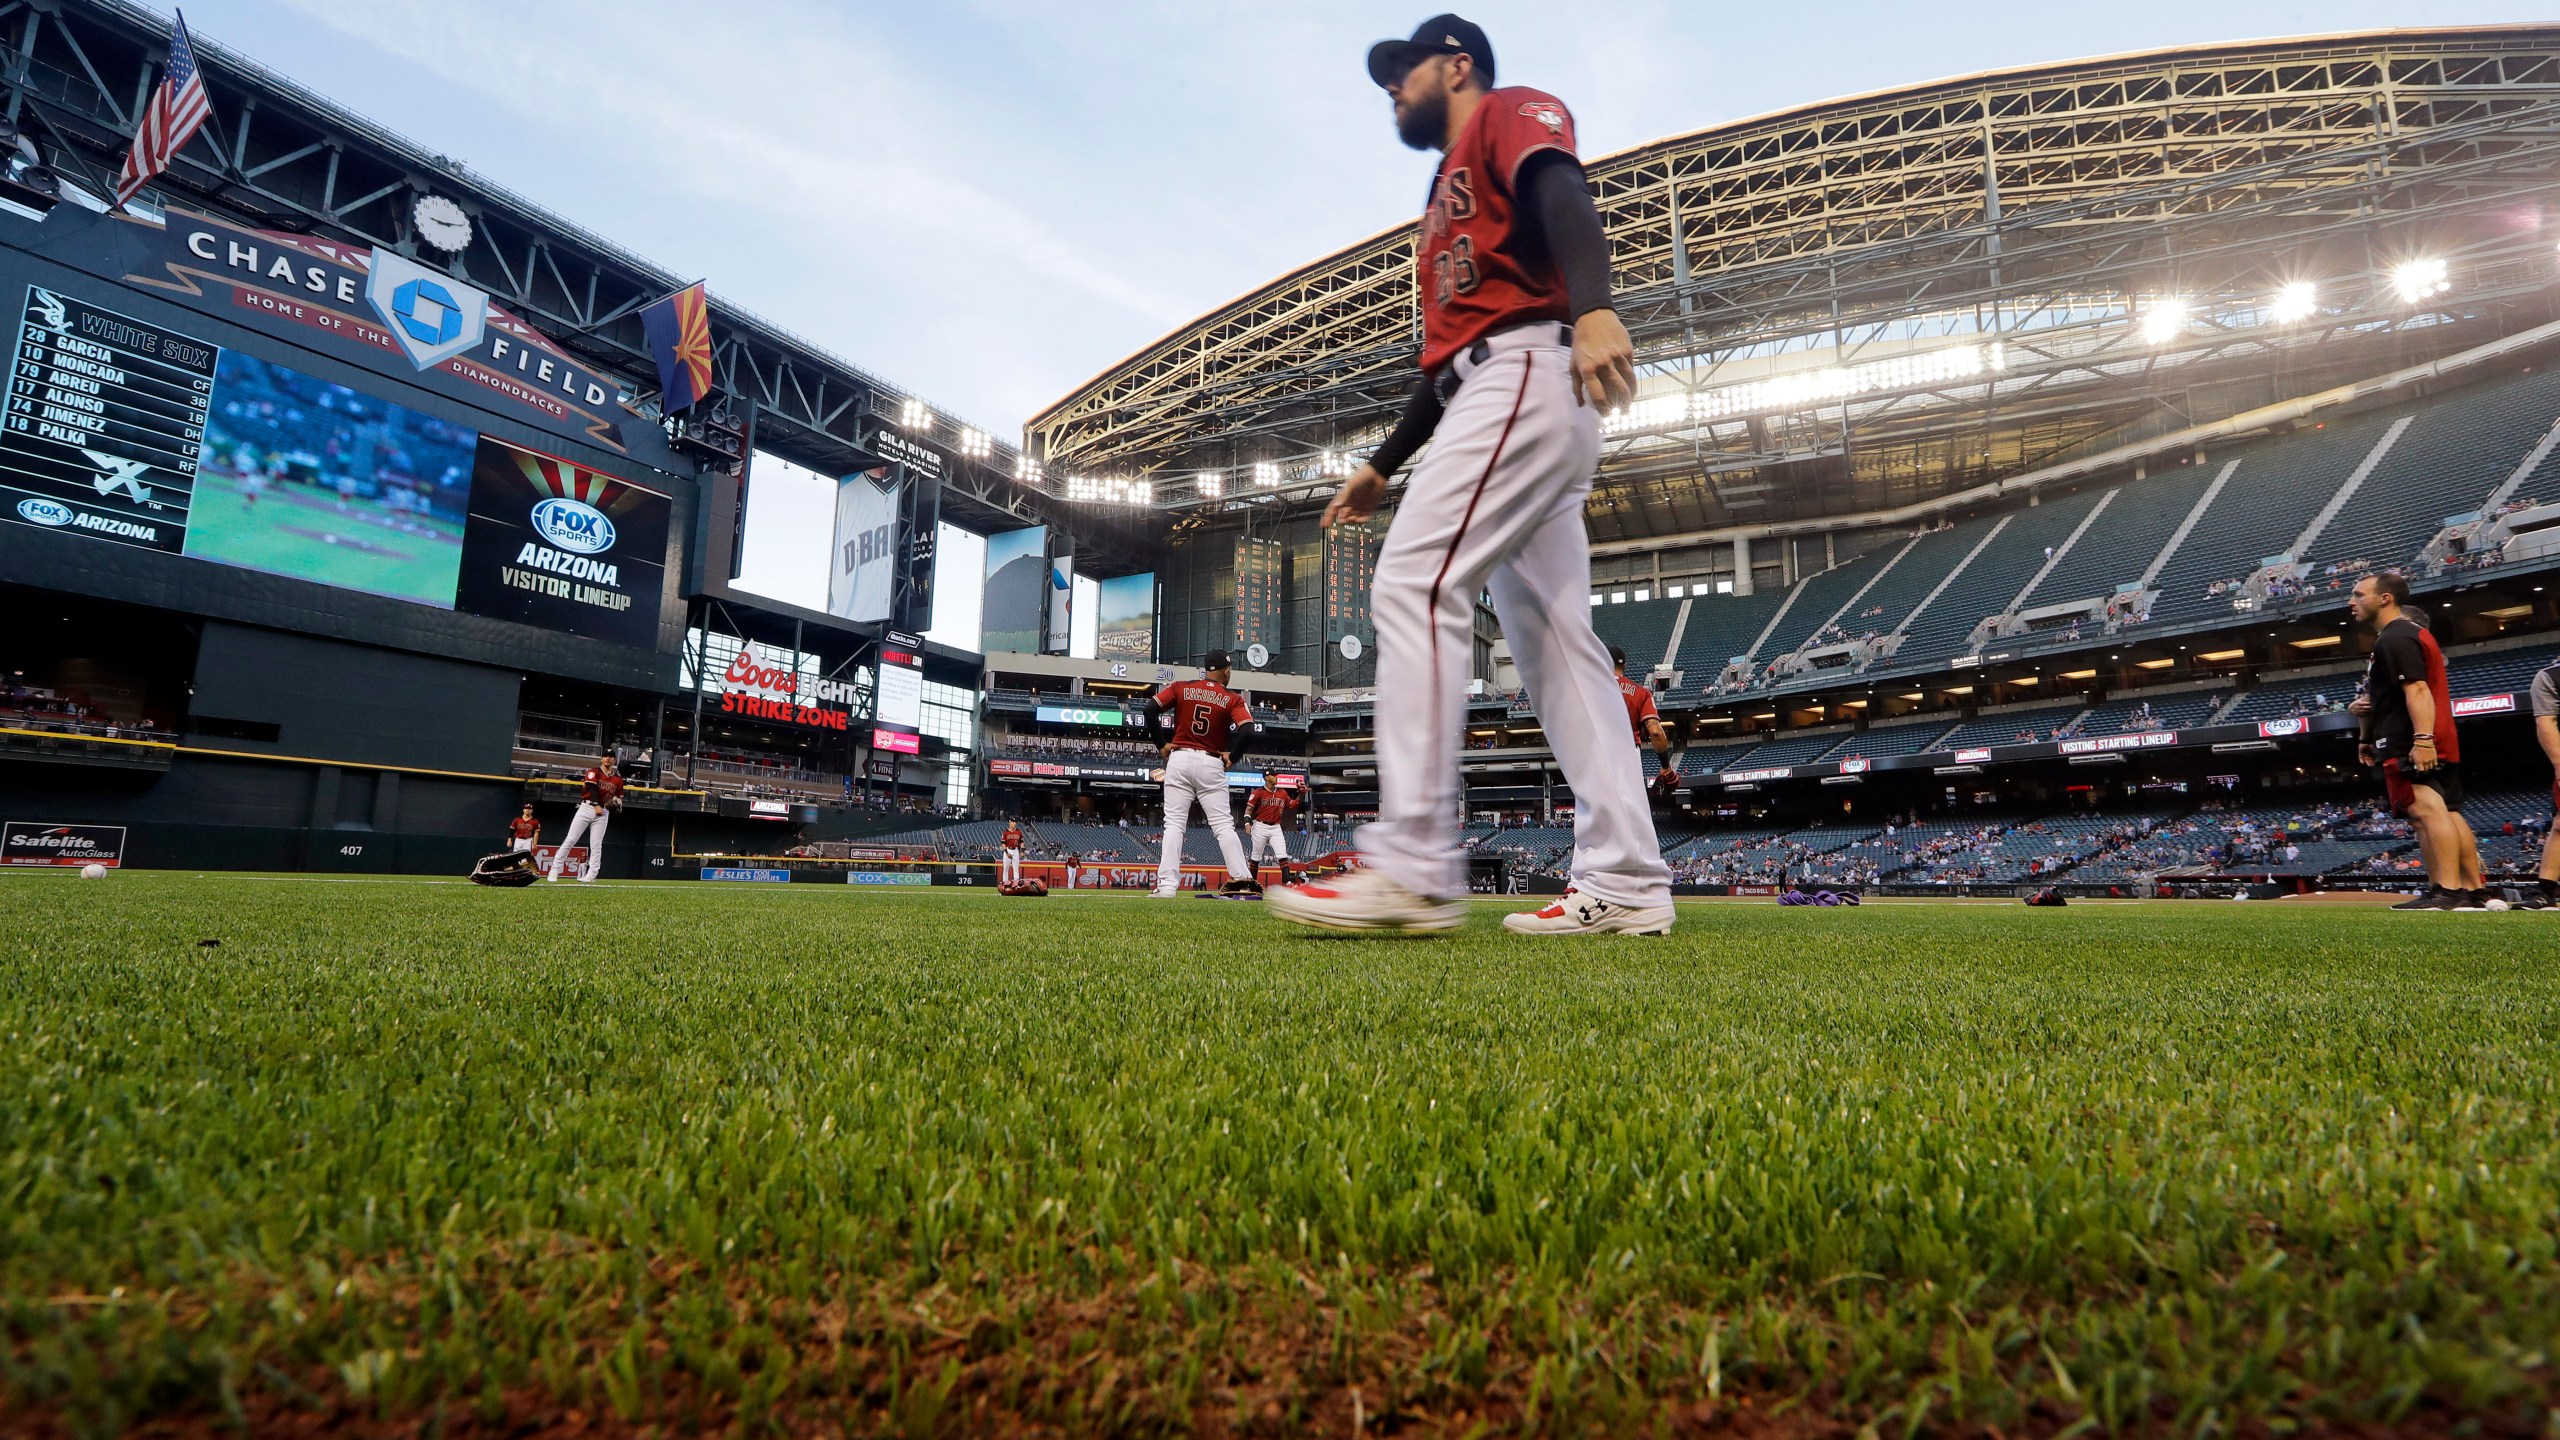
[469,850,540,887]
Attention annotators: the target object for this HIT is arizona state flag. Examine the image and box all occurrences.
[640,281,715,413]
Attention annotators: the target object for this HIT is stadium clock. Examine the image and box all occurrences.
[412,194,473,253]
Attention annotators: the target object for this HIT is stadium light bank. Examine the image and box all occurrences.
[1065,475,1153,505]
[1601,340,2007,438]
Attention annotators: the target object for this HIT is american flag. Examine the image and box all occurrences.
[114,11,213,207]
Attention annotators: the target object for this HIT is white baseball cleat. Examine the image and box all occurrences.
[1266,869,1466,933]
[1501,889,1675,936]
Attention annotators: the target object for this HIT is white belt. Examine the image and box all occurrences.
[1438,320,1574,398]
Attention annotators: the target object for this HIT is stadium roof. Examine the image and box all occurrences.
[1029,25,2560,547]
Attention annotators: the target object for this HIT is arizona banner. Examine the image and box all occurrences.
[640,281,714,413]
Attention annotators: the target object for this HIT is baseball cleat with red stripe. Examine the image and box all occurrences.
[1266,870,1466,933]
[1501,889,1675,936]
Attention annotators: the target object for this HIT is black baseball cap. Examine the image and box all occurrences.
[1202,650,1233,671]
[1608,643,1628,670]
[1366,14,1495,88]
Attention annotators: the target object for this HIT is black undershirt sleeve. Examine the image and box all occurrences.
[1365,379,1444,482]
[1519,151,1614,321]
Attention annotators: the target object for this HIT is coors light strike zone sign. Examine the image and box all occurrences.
[714,642,855,730]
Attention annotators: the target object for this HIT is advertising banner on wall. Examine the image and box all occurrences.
[45,206,648,453]
[980,526,1046,654]
[1,821,126,867]
[455,437,670,646]
[827,469,900,623]
[1096,572,1155,661]
[1046,550,1074,654]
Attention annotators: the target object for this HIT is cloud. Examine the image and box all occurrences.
[262,0,1202,423]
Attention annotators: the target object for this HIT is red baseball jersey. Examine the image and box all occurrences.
[580,768,625,807]
[1248,786,1297,825]
[1001,823,1023,849]
[1154,678,1253,754]
[1416,86,1580,373]
[1618,675,1660,746]
[508,815,540,840]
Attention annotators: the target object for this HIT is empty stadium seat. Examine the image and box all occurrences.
[1817,715,1959,761]
[1885,489,2113,672]
[1929,702,2089,752]
[2305,368,2560,579]
[2144,412,2402,630]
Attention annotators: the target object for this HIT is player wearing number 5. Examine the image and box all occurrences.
[1143,652,1262,899]
[545,752,623,884]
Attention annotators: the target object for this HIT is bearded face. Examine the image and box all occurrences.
[1395,82,1449,150]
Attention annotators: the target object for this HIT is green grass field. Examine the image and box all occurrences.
[3,875,2554,1436]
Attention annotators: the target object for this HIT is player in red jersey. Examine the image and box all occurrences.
[1142,652,1262,898]
[506,804,542,855]
[2349,574,2489,910]
[545,752,622,883]
[1272,15,1672,936]
[1609,644,1679,793]
[999,819,1026,887]
[1244,768,1301,876]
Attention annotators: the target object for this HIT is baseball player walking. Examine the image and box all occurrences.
[1143,652,1262,898]
[506,804,541,854]
[545,752,623,883]
[1244,770,1299,873]
[1270,15,1673,935]
[999,819,1026,887]
[1612,644,1680,791]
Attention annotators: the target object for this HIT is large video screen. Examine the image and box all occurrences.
[0,283,670,644]
[732,448,902,623]
[191,352,478,606]
[1097,573,1155,661]
[454,437,671,647]
[980,525,1046,655]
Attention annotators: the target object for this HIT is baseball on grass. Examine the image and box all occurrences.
[79,863,107,880]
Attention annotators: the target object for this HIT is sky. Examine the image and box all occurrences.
[162,1,2546,438]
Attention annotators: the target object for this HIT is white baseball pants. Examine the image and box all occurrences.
[1354,330,1671,909]
[548,802,609,881]
[509,837,535,854]
[1000,847,1023,884]
[1249,821,1290,862]
[1154,748,1251,895]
